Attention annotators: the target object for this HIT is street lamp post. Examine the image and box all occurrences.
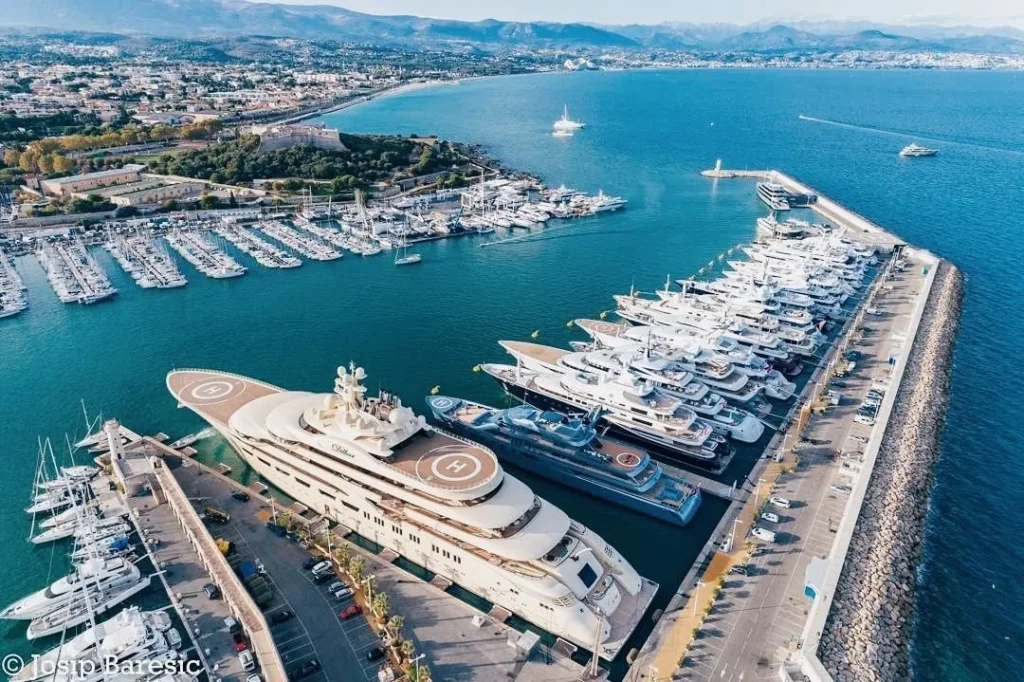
[754,477,765,509]
[692,580,705,617]
[410,653,425,681]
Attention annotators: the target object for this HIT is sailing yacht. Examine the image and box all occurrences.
[553,104,585,132]
[167,364,656,659]
[394,232,421,265]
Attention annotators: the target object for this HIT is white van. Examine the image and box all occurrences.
[751,527,776,543]
[768,496,791,509]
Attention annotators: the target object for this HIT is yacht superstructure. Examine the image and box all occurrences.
[167,364,656,659]
[553,104,585,132]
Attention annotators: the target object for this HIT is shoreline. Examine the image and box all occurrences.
[290,79,454,124]
[817,261,963,681]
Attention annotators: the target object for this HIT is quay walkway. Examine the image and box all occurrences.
[625,168,938,682]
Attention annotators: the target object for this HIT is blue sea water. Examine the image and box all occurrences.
[0,69,1021,679]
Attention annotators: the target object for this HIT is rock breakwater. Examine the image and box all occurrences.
[819,261,963,682]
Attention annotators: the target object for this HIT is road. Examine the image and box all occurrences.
[676,256,927,681]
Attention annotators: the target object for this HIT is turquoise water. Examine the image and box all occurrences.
[1,69,1022,678]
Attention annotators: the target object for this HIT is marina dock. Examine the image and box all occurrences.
[214,224,303,269]
[624,168,941,682]
[165,228,247,279]
[257,220,342,261]
[0,248,28,318]
[105,231,187,289]
[36,238,117,304]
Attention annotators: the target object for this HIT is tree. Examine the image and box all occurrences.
[2,149,19,167]
[114,205,138,218]
[19,149,39,172]
[37,154,54,174]
[333,542,351,566]
[387,615,404,633]
[371,592,390,619]
[199,194,221,210]
[399,639,415,659]
[348,556,364,583]
[52,154,76,174]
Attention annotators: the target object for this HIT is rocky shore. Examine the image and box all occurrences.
[819,261,964,682]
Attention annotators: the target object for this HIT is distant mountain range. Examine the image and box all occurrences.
[2,0,1023,54]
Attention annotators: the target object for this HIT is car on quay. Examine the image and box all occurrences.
[854,414,876,426]
[768,496,791,509]
[760,511,780,524]
[269,609,293,625]
[310,560,332,576]
[232,632,248,651]
[728,564,749,576]
[751,527,777,543]
[302,557,320,570]
[288,659,320,680]
[367,646,386,663]
[203,583,221,599]
[340,604,362,620]
[232,490,251,502]
[238,650,255,672]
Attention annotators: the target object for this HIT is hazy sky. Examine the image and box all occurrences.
[251,0,1022,26]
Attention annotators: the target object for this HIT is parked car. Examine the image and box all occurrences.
[367,646,386,663]
[310,561,332,577]
[760,511,780,524]
[768,496,791,509]
[340,604,362,620]
[313,571,334,584]
[288,659,320,679]
[302,557,319,570]
[203,583,221,600]
[238,650,255,672]
[728,564,748,576]
[246,675,262,682]
[751,527,777,543]
[232,632,248,652]
[269,609,293,625]
[224,616,241,633]
[865,306,881,315]
[854,414,876,426]
[232,490,251,502]
[333,587,354,602]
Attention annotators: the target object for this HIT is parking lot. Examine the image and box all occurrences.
[170,458,382,682]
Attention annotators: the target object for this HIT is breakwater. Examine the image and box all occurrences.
[818,261,963,681]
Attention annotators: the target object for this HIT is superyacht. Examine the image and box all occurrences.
[426,397,702,527]
[498,340,764,443]
[167,364,656,659]
[573,319,796,399]
[480,363,732,471]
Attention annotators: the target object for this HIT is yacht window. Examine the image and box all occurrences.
[577,564,598,588]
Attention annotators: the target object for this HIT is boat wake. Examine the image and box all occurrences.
[797,114,1023,156]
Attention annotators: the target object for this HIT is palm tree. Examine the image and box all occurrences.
[348,556,365,583]
[399,638,415,660]
[387,615,404,633]
[333,542,351,566]
[371,592,390,620]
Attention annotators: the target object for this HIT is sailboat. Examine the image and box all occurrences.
[553,104,585,132]
[394,232,422,266]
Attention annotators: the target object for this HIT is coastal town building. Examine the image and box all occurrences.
[40,164,146,197]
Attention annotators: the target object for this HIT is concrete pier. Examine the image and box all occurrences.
[625,167,949,682]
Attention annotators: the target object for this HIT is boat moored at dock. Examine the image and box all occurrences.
[427,396,702,527]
